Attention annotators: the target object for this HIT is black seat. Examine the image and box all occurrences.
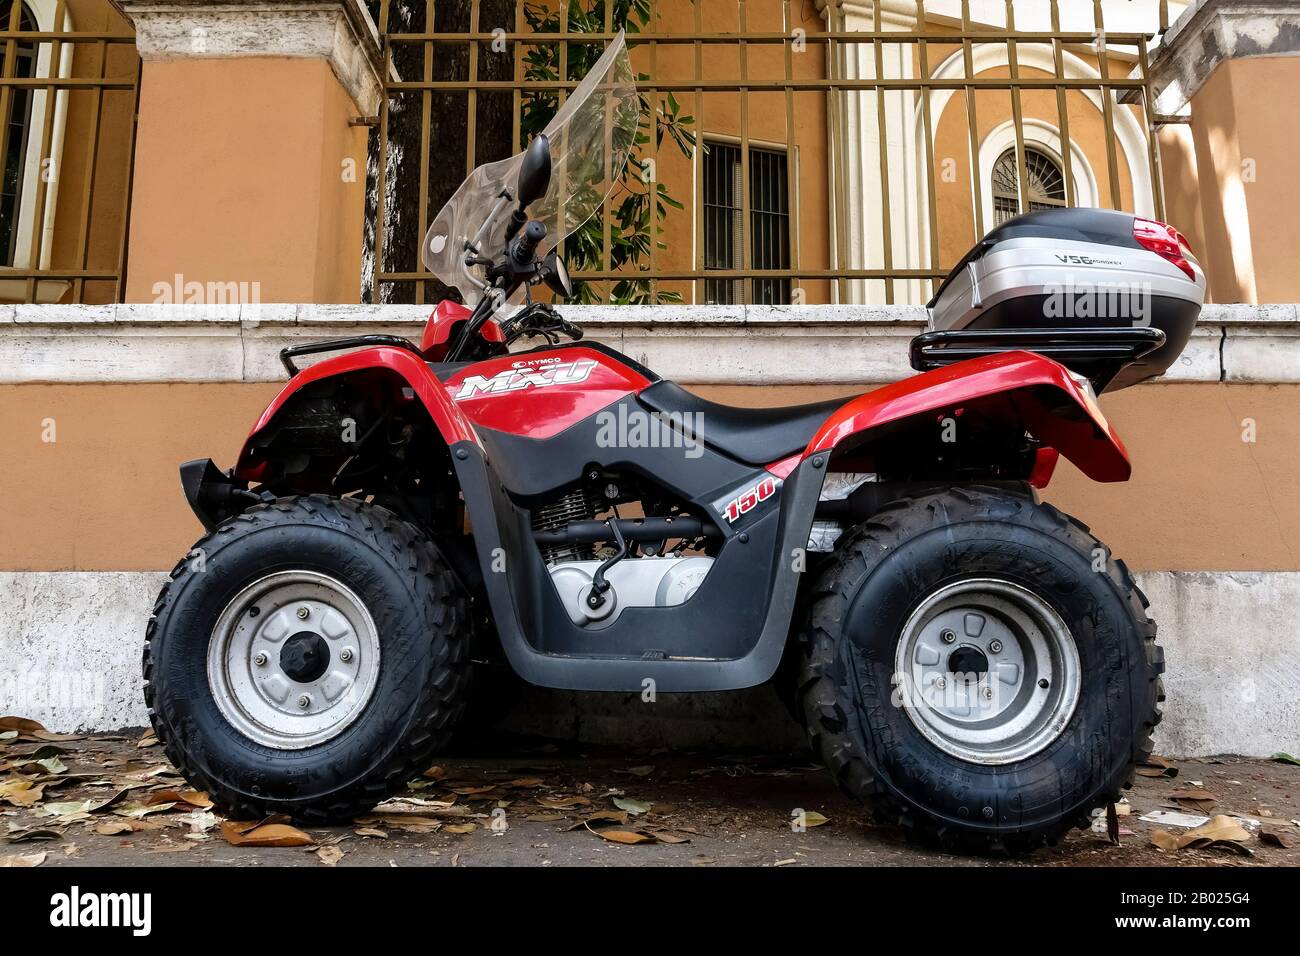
[637,380,847,466]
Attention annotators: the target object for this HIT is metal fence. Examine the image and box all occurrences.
[368,0,1173,306]
[0,0,140,305]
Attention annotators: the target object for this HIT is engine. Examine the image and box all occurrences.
[529,472,717,628]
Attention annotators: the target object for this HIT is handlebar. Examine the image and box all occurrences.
[512,220,547,266]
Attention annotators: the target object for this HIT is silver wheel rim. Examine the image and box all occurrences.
[207,570,381,750]
[894,578,1081,765]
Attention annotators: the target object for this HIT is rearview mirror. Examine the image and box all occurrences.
[517,133,552,210]
[542,250,572,298]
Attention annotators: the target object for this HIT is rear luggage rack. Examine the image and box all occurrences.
[910,327,1166,392]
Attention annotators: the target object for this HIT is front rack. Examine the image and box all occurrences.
[280,335,426,376]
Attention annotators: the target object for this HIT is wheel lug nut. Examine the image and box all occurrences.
[340,647,354,663]
[982,687,993,700]
[988,640,1003,653]
[297,694,311,709]
[296,606,310,620]
[940,628,956,644]
[254,653,267,666]
[935,677,947,690]
[1038,678,1050,689]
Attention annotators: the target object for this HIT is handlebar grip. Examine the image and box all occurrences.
[560,320,583,341]
[513,219,547,264]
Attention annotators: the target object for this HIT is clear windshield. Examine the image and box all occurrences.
[421,31,638,304]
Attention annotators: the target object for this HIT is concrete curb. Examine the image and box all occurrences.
[2,569,1295,756]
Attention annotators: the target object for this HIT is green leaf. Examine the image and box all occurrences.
[613,796,653,815]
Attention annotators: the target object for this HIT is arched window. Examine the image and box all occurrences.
[991,146,1067,225]
[0,2,38,266]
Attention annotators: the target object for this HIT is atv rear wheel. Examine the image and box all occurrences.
[143,495,471,823]
[797,486,1163,852]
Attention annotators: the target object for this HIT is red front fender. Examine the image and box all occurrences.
[804,350,1131,483]
[234,346,479,481]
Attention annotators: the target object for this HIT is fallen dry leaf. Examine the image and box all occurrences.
[136,731,159,749]
[316,845,345,866]
[1150,815,1252,855]
[4,824,61,843]
[800,811,830,828]
[1260,827,1295,849]
[94,820,135,836]
[591,828,656,844]
[567,811,629,830]
[536,794,591,810]
[1136,755,1179,778]
[444,823,477,834]
[0,717,46,737]
[0,850,46,867]
[0,776,45,807]
[220,819,314,848]
[354,827,388,839]
[1105,803,1121,845]
[1168,788,1217,813]
[145,789,213,810]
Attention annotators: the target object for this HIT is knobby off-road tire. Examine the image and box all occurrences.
[797,486,1163,853]
[143,495,471,823]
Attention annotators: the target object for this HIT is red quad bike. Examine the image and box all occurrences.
[146,35,1205,851]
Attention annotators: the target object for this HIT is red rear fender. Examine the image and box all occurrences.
[805,351,1131,483]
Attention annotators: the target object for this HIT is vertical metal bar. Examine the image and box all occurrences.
[1138,36,1167,221]
[1004,0,1029,218]
[465,0,480,178]
[873,0,894,304]
[555,5,570,264]
[915,0,939,296]
[0,0,25,272]
[648,0,659,302]
[510,1,522,153]
[826,2,850,302]
[961,0,985,240]
[26,1,69,301]
[73,38,107,303]
[693,0,705,303]
[416,35,432,305]
[738,0,750,305]
[113,58,143,303]
[1050,0,1076,207]
[373,0,391,302]
[1093,0,1123,209]
[783,0,799,301]
[600,0,613,299]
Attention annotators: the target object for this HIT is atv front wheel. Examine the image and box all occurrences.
[143,495,471,823]
[797,486,1163,852]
